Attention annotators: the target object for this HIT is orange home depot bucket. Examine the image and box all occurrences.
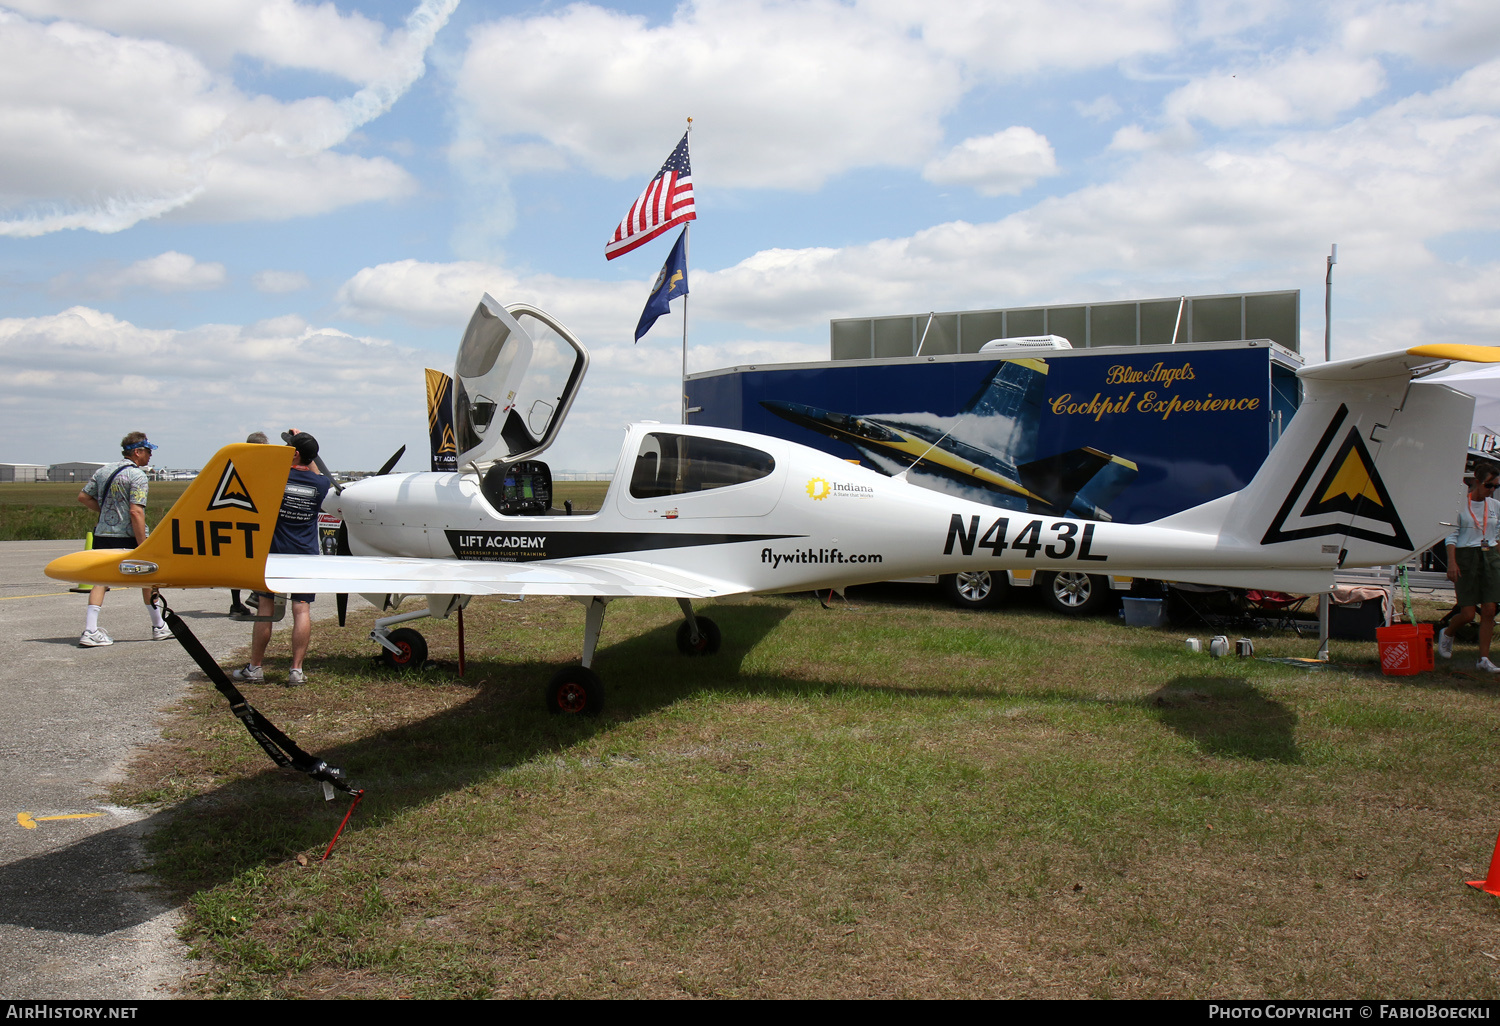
[1415,623,1434,671]
[1376,624,1425,676]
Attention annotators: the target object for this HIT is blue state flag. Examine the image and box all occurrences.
[634,228,689,342]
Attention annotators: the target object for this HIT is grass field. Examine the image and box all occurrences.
[0,481,193,541]
[0,480,610,541]
[113,585,1500,999]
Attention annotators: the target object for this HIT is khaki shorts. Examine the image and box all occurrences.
[1454,546,1500,608]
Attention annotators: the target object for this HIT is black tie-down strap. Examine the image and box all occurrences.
[161,604,361,798]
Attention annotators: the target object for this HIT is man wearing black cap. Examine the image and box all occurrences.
[76,431,171,647]
[233,430,331,686]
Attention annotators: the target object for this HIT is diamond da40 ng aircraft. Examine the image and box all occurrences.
[44,296,1500,730]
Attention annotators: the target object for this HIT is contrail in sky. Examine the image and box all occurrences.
[0,0,460,238]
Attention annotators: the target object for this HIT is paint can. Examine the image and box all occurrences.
[1236,638,1255,659]
[1184,638,1202,653]
[1209,635,1230,659]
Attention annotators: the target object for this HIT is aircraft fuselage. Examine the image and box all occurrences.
[325,422,1330,597]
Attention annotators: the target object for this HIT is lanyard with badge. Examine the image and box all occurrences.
[1470,497,1492,549]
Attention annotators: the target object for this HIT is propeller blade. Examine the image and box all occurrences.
[336,592,348,628]
[312,453,342,494]
[376,445,406,476]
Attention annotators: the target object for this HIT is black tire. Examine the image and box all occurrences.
[675,616,721,655]
[1042,572,1113,616]
[940,571,1009,609]
[546,666,604,716]
[380,627,427,671]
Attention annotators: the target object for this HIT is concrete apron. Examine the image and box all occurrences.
[0,539,362,999]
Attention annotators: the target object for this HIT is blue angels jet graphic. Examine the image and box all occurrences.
[761,357,1138,521]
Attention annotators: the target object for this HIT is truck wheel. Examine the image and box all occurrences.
[940,571,1008,609]
[1042,572,1112,616]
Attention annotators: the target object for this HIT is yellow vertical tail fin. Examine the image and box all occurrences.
[45,443,293,590]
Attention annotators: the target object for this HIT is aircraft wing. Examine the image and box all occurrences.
[263,553,751,600]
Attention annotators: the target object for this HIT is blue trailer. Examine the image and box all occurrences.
[685,338,1303,614]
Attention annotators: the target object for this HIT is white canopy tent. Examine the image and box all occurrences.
[1437,366,1500,451]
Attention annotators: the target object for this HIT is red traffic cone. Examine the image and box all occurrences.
[1468,829,1500,896]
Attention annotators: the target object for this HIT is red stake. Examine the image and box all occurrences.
[321,790,364,861]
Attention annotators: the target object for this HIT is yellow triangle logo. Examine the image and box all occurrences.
[1318,447,1383,508]
[438,424,457,455]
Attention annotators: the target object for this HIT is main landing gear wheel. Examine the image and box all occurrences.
[546,666,604,716]
[940,571,1009,610]
[675,616,721,656]
[381,627,428,671]
[1043,572,1111,616]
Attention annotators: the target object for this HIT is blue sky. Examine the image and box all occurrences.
[2,0,1498,471]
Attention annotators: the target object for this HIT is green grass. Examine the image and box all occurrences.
[0,481,608,541]
[0,481,192,541]
[112,585,1500,998]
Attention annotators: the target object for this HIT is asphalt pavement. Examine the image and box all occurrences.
[0,539,352,999]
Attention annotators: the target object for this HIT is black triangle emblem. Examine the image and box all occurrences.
[1262,404,1412,552]
[208,461,258,514]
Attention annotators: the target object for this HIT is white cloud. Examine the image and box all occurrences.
[336,258,646,343]
[922,128,1060,196]
[1163,49,1386,128]
[1075,95,1124,122]
[0,1,455,236]
[1340,0,1500,66]
[0,306,431,469]
[4,0,413,85]
[865,0,1181,77]
[454,0,962,190]
[252,269,310,294]
[67,251,228,296]
[1109,124,1160,151]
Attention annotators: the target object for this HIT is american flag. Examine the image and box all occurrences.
[605,131,696,261]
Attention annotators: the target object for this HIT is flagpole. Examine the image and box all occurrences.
[681,117,693,425]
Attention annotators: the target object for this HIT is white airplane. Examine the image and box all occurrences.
[44,295,1500,736]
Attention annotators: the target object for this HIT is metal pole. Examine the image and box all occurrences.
[915,311,936,356]
[1324,243,1337,362]
[681,224,690,424]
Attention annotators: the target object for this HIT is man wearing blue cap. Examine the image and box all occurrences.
[76,430,171,647]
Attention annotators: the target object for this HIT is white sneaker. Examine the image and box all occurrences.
[232,663,264,682]
[287,668,306,686]
[79,628,113,648]
[1438,629,1454,659]
[151,624,173,641]
[1478,657,1500,674]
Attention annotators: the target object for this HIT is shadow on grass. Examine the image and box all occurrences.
[1144,676,1302,763]
[0,602,802,924]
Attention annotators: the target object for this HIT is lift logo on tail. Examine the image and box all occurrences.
[208,461,259,513]
[1262,404,1413,551]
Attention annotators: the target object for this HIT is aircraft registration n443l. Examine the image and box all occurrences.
[44,294,1500,733]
